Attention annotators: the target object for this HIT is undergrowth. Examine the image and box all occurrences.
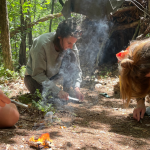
[0,65,55,113]
[18,89,55,114]
[0,65,26,84]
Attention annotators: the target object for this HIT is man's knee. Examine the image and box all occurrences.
[24,75,42,94]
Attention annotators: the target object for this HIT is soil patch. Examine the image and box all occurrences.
[0,64,150,150]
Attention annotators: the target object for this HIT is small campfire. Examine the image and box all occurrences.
[28,133,52,149]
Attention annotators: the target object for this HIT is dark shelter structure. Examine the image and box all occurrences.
[62,0,125,19]
[61,0,143,67]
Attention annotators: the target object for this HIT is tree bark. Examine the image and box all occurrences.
[59,0,64,7]
[28,23,33,51]
[49,0,55,32]
[0,0,13,70]
[27,0,33,50]
[19,0,27,66]
[148,0,150,12]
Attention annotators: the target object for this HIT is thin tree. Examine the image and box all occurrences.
[0,0,13,70]
[148,0,150,12]
[49,0,55,32]
[27,0,33,50]
[19,0,27,66]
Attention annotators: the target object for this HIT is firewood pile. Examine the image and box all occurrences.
[111,0,147,24]
[78,0,150,70]
[111,0,150,39]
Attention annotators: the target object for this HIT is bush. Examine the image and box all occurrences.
[19,65,26,78]
[0,65,19,83]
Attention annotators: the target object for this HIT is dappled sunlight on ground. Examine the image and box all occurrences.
[0,64,150,149]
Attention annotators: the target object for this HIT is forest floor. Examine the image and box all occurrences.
[0,64,150,150]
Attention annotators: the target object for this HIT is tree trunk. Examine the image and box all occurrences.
[34,0,36,20]
[19,0,27,66]
[28,23,33,51]
[0,0,13,70]
[59,0,64,7]
[28,0,33,50]
[49,0,55,32]
[148,0,150,12]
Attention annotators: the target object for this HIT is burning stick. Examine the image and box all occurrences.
[27,141,52,149]
[10,99,28,108]
[27,141,41,148]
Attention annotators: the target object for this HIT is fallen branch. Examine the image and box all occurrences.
[11,99,28,108]
[112,6,137,16]
[0,13,63,43]
[11,13,62,37]
[113,21,139,31]
[140,25,150,38]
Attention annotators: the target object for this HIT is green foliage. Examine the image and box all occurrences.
[32,89,55,114]
[18,89,55,113]
[98,68,112,79]
[0,65,27,84]
[32,100,55,114]
[0,66,19,83]
[19,65,26,78]
[35,88,42,100]
[3,0,66,71]
[17,92,32,104]
[1,0,66,115]
[146,33,150,38]
[17,89,41,104]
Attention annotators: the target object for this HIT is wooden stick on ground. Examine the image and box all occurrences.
[10,99,28,108]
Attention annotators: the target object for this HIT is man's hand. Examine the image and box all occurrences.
[58,90,69,100]
[0,90,11,107]
[74,87,84,101]
[133,99,146,121]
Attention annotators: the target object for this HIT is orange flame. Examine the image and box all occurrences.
[29,133,52,147]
